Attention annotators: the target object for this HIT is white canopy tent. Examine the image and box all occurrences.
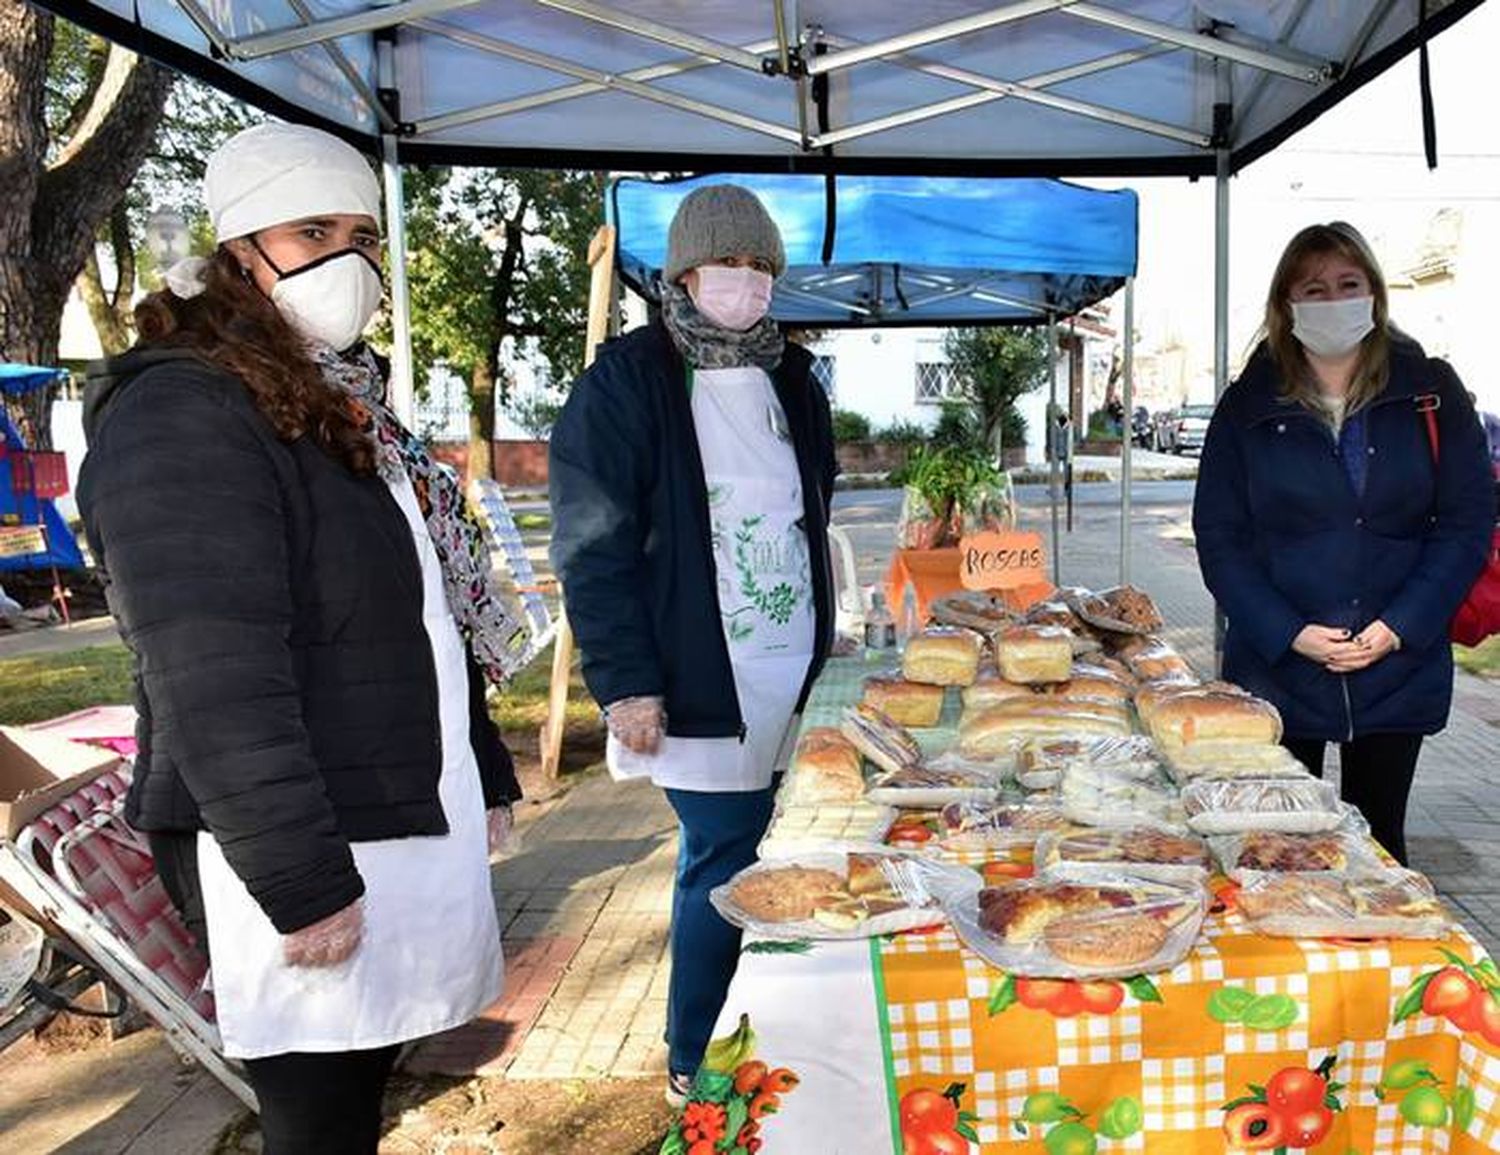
[43,0,1484,423]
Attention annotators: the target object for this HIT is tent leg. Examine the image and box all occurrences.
[1047,312,1060,586]
[1120,276,1135,585]
[1212,143,1231,672]
[381,130,415,427]
[540,225,617,784]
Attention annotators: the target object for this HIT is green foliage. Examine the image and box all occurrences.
[1086,407,1122,441]
[397,167,603,415]
[876,418,927,448]
[508,393,564,438]
[942,326,1049,452]
[899,444,1003,516]
[929,400,982,453]
[831,408,873,443]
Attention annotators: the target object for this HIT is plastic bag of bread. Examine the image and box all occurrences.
[1037,662,1135,704]
[1119,638,1196,683]
[1059,763,1185,828]
[1182,776,1343,835]
[1036,825,1212,885]
[1149,690,1283,749]
[1235,869,1448,939]
[840,704,923,774]
[929,591,1017,634]
[961,668,1039,712]
[959,699,1132,758]
[862,675,946,728]
[1061,585,1165,634]
[1209,828,1388,882]
[1162,741,1311,784]
[784,726,866,804]
[711,850,952,939]
[865,751,1004,808]
[995,624,1075,684]
[902,627,984,687]
[936,800,1077,850]
[930,868,1210,978]
[760,799,896,857]
[1017,735,1160,791]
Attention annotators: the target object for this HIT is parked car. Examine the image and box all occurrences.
[1171,403,1215,454]
[1150,408,1180,453]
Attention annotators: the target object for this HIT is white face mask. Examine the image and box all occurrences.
[268,250,384,351]
[690,264,774,331]
[1290,295,1375,358]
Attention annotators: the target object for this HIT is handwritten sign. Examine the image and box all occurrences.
[958,531,1047,591]
[0,526,47,559]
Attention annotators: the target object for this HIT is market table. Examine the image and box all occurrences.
[666,658,1500,1155]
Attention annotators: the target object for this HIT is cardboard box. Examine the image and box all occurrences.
[0,725,121,842]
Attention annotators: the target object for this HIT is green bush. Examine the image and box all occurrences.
[1086,407,1121,441]
[877,418,927,448]
[831,408,873,443]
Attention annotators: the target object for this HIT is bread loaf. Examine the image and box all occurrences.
[863,676,945,728]
[995,625,1074,684]
[902,628,984,687]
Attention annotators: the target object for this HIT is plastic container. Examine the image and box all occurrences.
[936,800,1077,850]
[1208,827,1387,881]
[1035,825,1212,885]
[864,751,1006,809]
[1058,762,1184,828]
[1235,868,1449,940]
[1182,777,1343,835]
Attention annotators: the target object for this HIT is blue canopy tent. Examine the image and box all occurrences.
[0,364,85,575]
[610,174,1138,329]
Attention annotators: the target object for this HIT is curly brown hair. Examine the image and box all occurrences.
[134,248,376,476]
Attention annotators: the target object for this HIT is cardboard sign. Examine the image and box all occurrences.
[0,526,46,559]
[958,531,1048,591]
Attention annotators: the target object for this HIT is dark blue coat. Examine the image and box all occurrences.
[1192,337,1492,741]
[549,322,837,739]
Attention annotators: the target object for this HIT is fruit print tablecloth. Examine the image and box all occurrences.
[661,659,1500,1154]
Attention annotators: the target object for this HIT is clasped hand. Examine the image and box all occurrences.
[1292,620,1400,673]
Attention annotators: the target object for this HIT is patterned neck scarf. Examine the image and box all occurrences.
[661,279,784,371]
[306,341,528,687]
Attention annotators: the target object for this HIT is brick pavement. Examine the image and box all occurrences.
[418,484,1497,1083]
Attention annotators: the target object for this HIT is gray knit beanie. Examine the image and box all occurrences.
[663,184,787,285]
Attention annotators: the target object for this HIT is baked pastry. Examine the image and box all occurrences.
[729,866,846,922]
[1102,586,1165,631]
[995,625,1074,684]
[1229,831,1351,873]
[1044,911,1169,967]
[788,727,866,803]
[1163,741,1309,781]
[939,802,1074,847]
[1349,873,1444,920]
[863,676,945,728]
[846,853,896,897]
[1128,644,1197,683]
[977,882,1138,942]
[1044,827,1210,870]
[840,704,923,774]
[902,628,983,686]
[1236,874,1356,923]
[1150,691,1282,748]
[1183,777,1343,834]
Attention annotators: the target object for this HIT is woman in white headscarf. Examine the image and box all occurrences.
[78,123,527,1153]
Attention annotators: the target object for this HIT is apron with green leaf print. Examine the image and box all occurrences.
[605,364,815,793]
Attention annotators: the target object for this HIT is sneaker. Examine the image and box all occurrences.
[665,1071,694,1108]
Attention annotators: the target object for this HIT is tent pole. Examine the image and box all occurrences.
[1048,310,1060,586]
[378,37,415,426]
[1212,142,1231,671]
[1120,276,1135,585]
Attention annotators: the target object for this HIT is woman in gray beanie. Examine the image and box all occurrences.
[550,183,838,1102]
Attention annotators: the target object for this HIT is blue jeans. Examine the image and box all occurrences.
[661,781,779,1077]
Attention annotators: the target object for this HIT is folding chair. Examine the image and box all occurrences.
[0,767,255,1108]
[468,477,557,665]
[827,524,866,637]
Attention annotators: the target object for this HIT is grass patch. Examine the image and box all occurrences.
[0,643,133,725]
[1454,636,1500,678]
[492,640,600,732]
[514,512,551,531]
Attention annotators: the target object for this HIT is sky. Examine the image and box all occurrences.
[1079,0,1500,397]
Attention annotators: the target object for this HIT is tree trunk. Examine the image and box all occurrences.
[0,9,173,443]
[467,359,497,483]
[78,203,137,355]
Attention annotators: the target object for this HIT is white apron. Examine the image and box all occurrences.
[196,474,503,1059]
[608,364,816,793]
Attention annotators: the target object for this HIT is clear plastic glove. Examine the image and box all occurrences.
[486,804,522,858]
[281,898,364,968]
[604,695,666,754]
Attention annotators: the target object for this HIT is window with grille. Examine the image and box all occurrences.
[810,354,837,399]
[915,360,959,404]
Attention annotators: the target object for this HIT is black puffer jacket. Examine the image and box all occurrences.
[79,347,519,933]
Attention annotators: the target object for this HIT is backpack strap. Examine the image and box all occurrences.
[1416,392,1441,464]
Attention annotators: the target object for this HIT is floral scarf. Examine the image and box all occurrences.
[307,341,529,687]
[661,280,784,371]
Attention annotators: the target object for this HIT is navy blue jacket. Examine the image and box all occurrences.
[1193,337,1492,740]
[549,323,837,739]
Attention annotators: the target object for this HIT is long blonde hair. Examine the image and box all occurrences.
[1263,221,1390,413]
